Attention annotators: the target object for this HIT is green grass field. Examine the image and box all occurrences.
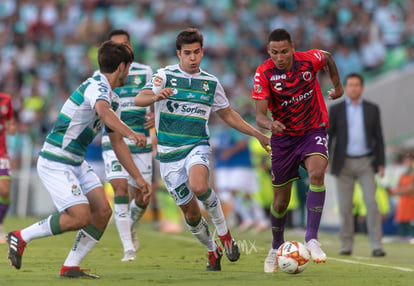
[1,216,413,286]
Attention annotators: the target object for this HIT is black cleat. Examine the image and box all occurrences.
[222,238,240,262]
[60,266,100,279]
[206,245,222,271]
[7,231,26,270]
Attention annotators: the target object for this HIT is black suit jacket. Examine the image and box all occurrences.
[328,100,385,176]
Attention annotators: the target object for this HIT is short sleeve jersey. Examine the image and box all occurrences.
[100,62,153,154]
[0,93,13,157]
[39,72,120,165]
[142,64,229,163]
[252,49,328,136]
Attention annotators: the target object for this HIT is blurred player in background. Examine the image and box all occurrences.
[252,28,343,272]
[0,92,16,244]
[135,28,270,271]
[100,29,154,262]
[7,41,151,278]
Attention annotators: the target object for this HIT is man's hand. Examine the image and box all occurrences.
[257,133,271,153]
[327,87,344,100]
[269,120,286,134]
[155,88,174,102]
[135,177,152,203]
[144,112,155,129]
[127,132,147,148]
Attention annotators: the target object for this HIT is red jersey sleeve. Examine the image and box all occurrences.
[252,65,270,100]
[303,49,325,72]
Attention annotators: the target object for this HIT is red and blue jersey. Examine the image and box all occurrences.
[252,49,328,136]
[0,93,13,157]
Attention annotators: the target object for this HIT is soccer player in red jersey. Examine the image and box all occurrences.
[0,92,16,244]
[252,29,343,272]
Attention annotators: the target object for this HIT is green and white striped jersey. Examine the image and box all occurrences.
[142,64,229,163]
[100,62,153,154]
[39,72,120,166]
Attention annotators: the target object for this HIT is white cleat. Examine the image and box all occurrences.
[305,239,327,263]
[121,250,136,262]
[264,248,278,273]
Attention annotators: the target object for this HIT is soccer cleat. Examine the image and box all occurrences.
[7,231,27,270]
[264,248,278,273]
[206,244,223,271]
[121,250,136,262]
[221,238,240,262]
[305,239,327,263]
[60,266,100,279]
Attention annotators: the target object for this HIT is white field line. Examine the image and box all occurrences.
[329,257,414,272]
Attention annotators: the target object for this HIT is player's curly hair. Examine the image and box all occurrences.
[176,27,203,50]
[98,40,134,73]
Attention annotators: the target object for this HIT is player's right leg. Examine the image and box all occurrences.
[103,151,136,261]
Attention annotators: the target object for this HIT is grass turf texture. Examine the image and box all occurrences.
[1,216,413,286]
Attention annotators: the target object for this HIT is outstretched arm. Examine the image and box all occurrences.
[134,88,174,107]
[216,106,270,152]
[321,50,344,100]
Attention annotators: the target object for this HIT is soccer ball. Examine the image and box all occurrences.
[276,241,310,274]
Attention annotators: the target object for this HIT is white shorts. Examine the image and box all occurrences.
[37,156,103,212]
[215,167,259,197]
[160,145,210,206]
[102,150,152,187]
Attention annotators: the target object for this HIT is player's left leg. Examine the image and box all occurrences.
[303,154,328,263]
[61,185,112,278]
[190,164,240,262]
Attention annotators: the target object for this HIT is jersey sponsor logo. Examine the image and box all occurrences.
[270,74,287,81]
[170,78,177,86]
[254,84,263,93]
[281,89,313,107]
[314,51,322,61]
[302,71,312,81]
[166,100,207,115]
[153,76,163,86]
[274,82,282,91]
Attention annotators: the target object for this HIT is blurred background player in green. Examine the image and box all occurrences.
[99,29,155,262]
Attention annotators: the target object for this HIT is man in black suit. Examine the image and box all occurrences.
[328,73,386,257]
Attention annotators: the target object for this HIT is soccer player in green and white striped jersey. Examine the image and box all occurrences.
[99,30,154,262]
[7,41,151,278]
[135,28,270,271]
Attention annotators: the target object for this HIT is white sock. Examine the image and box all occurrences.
[63,229,98,267]
[197,189,228,236]
[20,215,56,243]
[114,203,135,252]
[130,200,146,229]
[185,216,216,252]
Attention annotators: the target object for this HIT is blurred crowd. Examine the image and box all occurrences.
[1,0,413,167]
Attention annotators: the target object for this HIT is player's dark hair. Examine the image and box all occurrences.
[98,40,134,73]
[268,28,292,44]
[107,29,130,41]
[176,28,203,50]
[345,73,364,86]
